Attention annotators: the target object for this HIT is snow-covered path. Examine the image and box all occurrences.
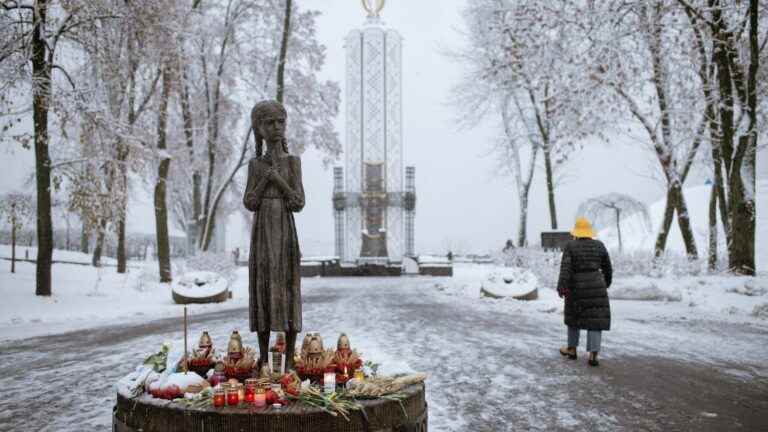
[1,275,767,431]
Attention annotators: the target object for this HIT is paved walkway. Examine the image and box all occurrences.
[1,277,766,431]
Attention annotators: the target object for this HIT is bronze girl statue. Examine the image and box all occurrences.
[243,100,305,371]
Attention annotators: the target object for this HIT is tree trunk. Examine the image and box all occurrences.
[517,195,528,247]
[727,149,755,274]
[200,129,251,252]
[200,112,217,250]
[117,33,139,275]
[32,0,53,296]
[155,158,172,281]
[653,182,698,259]
[92,220,106,267]
[543,148,558,230]
[117,218,127,273]
[201,200,218,252]
[708,183,718,272]
[80,221,89,254]
[155,66,173,283]
[726,0,758,275]
[654,187,675,257]
[275,0,293,103]
[116,140,129,274]
[646,4,698,260]
[65,213,70,251]
[179,67,201,249]
[716,167,730,246]
[674,186,698,259]
[615,207,622,253]
[201,0,294,251]
[687,2,732,251]
[702,58,731,247]
[11,218,16,273]
[199,51,225,250]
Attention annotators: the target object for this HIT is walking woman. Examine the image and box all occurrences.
[557,217,613,366]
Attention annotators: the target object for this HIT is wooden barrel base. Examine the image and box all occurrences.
[113,383,427,432]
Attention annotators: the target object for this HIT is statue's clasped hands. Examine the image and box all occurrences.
[264,166,279,181]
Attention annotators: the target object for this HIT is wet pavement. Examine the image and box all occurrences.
[1,277,766,431]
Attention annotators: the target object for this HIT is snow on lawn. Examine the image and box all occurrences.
[0,260,251,341]
[2,258,767,343]
[0,244,117,265]
[436,264,768,326]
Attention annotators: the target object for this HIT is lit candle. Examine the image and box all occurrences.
[323,371,336,394]
[213,386,226,408]
[245,380,257,404]
[226,385,240,406]
[254,388,266,407]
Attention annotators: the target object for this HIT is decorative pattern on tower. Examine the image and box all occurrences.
[333,4,415,264]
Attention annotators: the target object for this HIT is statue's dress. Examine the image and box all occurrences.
[243,154,304,332]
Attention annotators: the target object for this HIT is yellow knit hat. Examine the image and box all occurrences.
[571,217,595,239]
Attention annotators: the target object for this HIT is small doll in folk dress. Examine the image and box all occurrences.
[333,333,362,384]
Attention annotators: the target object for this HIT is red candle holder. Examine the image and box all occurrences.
[213,387,226,408]
[244,379,257,404]
[226,385,240,406]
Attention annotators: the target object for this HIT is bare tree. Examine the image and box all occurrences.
[449,0,602,243]
[195,0,341,251]
[154,62,173,282]
[501,93,539,246]
[0,192,35,272]
[63,113,122,268]
[0,0,117,295]
[584,1,706,259]
[677,0,765,275]
[577,193,651,253]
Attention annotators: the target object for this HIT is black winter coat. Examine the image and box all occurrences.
[557,238,613,331]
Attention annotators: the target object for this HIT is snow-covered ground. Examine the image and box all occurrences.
[3,260,766,343]
[0,259,250,342]
[0,244,118,266]
[1,261,767,430]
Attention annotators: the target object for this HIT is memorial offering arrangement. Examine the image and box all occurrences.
[115,99,427,430]
[116,324,426,420]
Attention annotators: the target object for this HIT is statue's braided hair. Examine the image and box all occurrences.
[251,100,288,159]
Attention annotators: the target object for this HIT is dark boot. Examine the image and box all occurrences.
[559,346,577,360]
[588,351,599,367]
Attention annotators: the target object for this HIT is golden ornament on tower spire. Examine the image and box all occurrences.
[361,0,385,18]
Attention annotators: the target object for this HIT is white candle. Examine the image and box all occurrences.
[323,372,336,394]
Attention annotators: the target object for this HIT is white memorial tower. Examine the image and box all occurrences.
[333,0,416,265]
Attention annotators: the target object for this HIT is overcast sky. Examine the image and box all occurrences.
[2,0,763,257]
[295,0,694,256]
